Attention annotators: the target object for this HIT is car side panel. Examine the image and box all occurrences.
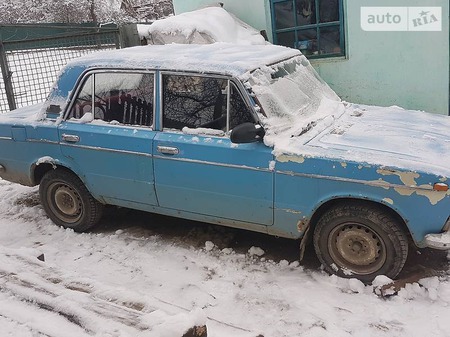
[153,132,274,225]
[273,156,450,245]
[0,123,61,185]
[58,122,158,207]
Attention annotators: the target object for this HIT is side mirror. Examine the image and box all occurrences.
[230,123,265,144]
[46,104,61,113]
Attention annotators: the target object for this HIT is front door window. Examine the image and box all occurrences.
[162,74,254,133]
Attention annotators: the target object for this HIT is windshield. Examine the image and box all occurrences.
[248,55,340,122]
[246,54,344,153]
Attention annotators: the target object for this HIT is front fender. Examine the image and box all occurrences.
[273,157,450,246]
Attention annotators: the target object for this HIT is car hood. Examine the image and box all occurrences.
[309,104,450,176]
[274,103,450,177]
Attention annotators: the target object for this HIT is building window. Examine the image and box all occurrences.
[271,0,345,58]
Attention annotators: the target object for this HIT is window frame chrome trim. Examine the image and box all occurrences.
[64,68,157,129]
[158,70,261,134]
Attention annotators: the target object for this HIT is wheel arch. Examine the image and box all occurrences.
[32,162,83,186]
[306,197,414,246]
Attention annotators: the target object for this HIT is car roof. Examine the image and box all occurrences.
[66,43,301,78]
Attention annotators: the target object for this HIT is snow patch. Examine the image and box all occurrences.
[221,248,233,255]
[144,7,266,46]
[248,246,265,257]
[182,126,225,137]
[204,241,215,251]
[372,275,394,287]
[79,112,94,123]
[269,160,276,171]
[347,278,365,294]
[36,156,57,168]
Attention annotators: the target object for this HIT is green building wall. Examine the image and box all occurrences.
[173,0,449,115]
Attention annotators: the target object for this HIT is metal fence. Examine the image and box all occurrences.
[0,27,121,113]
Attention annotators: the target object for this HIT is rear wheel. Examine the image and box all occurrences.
[39,169,103,231]
[313,202,408,282]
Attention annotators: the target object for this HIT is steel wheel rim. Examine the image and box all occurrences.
[47,182,83,224]
[328,222,387,275]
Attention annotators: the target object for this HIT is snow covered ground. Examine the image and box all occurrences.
[0,177,449,337]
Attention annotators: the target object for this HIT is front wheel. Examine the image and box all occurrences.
[313,202,408,282]
[39,169,103,232]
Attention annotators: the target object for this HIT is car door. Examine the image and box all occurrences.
[58,70,158,208]
[153,73,274,225]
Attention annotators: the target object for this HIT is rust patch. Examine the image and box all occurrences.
[297,217,310,232]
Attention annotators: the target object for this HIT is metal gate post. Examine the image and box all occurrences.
[0,40,16,111]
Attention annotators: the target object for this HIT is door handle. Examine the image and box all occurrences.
[157,145,179,155]
[61,134,80,143]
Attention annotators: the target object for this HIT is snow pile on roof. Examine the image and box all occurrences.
[66,43,299,79]
[141,6,266,45]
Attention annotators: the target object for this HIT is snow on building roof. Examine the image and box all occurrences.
[141,7,267,45]
[66,43,300,78]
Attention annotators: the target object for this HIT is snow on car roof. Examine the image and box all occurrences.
[66,43,300,78]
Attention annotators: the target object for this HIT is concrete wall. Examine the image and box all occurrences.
[312,0,449,115]
[173,0,449,115]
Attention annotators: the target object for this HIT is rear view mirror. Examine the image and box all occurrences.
[230,123,265,144]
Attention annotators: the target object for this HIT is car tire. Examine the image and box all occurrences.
[313,202,408,282]
[39,169,103,232]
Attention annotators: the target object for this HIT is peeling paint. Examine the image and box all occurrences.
[279,208,302,215]
[376,168,449,205]
[377,168,420,186]
[440,177,447,182]
[389,184,448,205]
[383,198,394,205]
[340,162,347,168]
[365,179,391,190]
[276,154,305,164]
[416,189,450,205]
[358,165,363,170]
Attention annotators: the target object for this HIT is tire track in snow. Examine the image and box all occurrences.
[0,246,255,337]
[0,247,157,336]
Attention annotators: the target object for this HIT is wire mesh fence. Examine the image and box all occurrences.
[0,72,6,113]
[0,28,120,114]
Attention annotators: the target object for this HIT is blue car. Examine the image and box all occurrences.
[0,43,449,282]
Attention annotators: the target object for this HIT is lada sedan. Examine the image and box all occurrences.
[0,43,449,282]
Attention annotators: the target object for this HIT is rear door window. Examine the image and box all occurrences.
[68,71,154,127]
